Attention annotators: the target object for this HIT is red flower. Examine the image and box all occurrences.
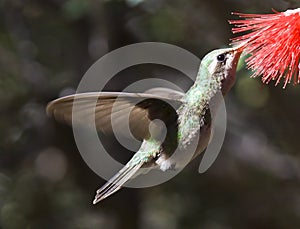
[229,8,300,88]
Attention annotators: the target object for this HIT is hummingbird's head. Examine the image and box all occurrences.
[200,44,244,95]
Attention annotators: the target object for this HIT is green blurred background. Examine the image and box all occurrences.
[0,0,300,228]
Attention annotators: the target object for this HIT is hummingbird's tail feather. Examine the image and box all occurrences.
[93,162,144,204]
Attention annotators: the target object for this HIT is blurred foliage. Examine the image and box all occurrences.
[0,0,300,228]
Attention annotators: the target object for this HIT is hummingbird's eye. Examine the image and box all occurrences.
[217,54,226,62]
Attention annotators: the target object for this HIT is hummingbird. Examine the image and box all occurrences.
[46,44,244,204]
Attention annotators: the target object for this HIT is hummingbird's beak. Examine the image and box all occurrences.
[229,42,245,66]
[231,42,246,55]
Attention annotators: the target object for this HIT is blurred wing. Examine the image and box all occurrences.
[143,87,185,100]
[46,88,184,140]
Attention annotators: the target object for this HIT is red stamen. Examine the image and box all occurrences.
[229,8,300,88]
